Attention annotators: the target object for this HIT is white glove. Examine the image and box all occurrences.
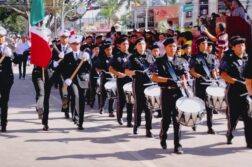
[200,25,207,33]
[64,78,72,86]
[58,51,65,59]
[80,52,90,61]
[3,47,12,57]
[53,61,59,68]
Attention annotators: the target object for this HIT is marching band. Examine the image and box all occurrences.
[0,23,252,154]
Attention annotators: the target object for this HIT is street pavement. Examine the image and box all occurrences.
[0,65,252,167]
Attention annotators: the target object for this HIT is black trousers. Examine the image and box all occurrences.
[42,72,63,126]
[0,82,13,127]
[68,83,86,127]
[195,80,213,129]
[32,71,45,111]
[160,88,182,147]
[18,54,27,78]
[116,78,133,124]
[226,86,252,145]
[133,82,152,130]
[89,76,98,106]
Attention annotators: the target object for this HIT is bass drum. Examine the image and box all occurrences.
[176,97,206,127]
[144,85,161,111]
[123,82,134,104]
[104,80,117,99]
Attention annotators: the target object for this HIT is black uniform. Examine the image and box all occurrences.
[189,51,217,132]
[220,52,252,146]
[89,54,100,108]
[124,51,153,136]
[93,54,114,115]
[0,46,14,132]
[150,55,186,151]
[61,51,91,129]
[42,45,71,129]
[109,50,133,126]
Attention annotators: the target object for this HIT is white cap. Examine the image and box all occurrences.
[69,35,83,44]
[0,26,7,36]
[58,29,70,37]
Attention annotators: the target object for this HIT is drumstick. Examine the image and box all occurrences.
[144,82,156,86]
[0,55,5,64]
[240,93,248,97]
[62,57,87,96]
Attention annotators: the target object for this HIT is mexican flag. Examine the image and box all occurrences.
[30,0,51,68]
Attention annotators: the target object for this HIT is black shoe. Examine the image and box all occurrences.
[1,126,6,132]
[133,126,138,134]
[43,125,49,131]
[117,118,123,125]
[78,125,84,130]
[226,133,233,145]
[99,109,104,114]
[174,146,184,154]
[247,144,252,149]
[127,122,133,127]
[207,128,216,134]
[146,130,153,138]
[160,140,167,149]
[192,126,196,131]
[109,113,115,117]
[213,110,218,114]
[90,103,94,108]
[65,112,70,119]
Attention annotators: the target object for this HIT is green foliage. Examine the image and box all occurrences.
[0,7,26,34]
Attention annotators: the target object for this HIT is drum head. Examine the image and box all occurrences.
[105,80,117,90]
[176,97,205,113]
[123,82,132,92]
[144,85,160,97]
[206,86,225,97]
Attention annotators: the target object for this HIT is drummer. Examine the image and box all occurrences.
[124,37,153,137]
[93,42,115,117]
[220,37,252,148]
[109,36,133,127]
[189,36,218,134]
[150,37,187,154]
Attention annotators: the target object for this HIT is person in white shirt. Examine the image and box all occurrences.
[15,35,30,79]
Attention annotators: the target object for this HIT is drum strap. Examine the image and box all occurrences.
[199,57,211,78]
[166,61,178,81]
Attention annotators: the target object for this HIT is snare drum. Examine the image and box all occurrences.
[144,85,161,111]
[206,86,227,113]
[123,82,134,104]
[246,95,252,117]
[104,80,117,99]
[176,97,206,127]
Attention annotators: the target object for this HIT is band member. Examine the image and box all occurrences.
[181,44,192,62]
[189,37,218,134]
[220,37,252,148]
[109,36,133,127]
[61,35,91,130]
[151,37,187,154]
[0,26,14,132]
[89,44,100,108]
[148,44,162,118]
[244,58,252,97]
[124,37,153,137]
[93,42,115,117]
[41,30,71,130]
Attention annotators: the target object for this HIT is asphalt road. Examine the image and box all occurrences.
[0,65,251,167]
